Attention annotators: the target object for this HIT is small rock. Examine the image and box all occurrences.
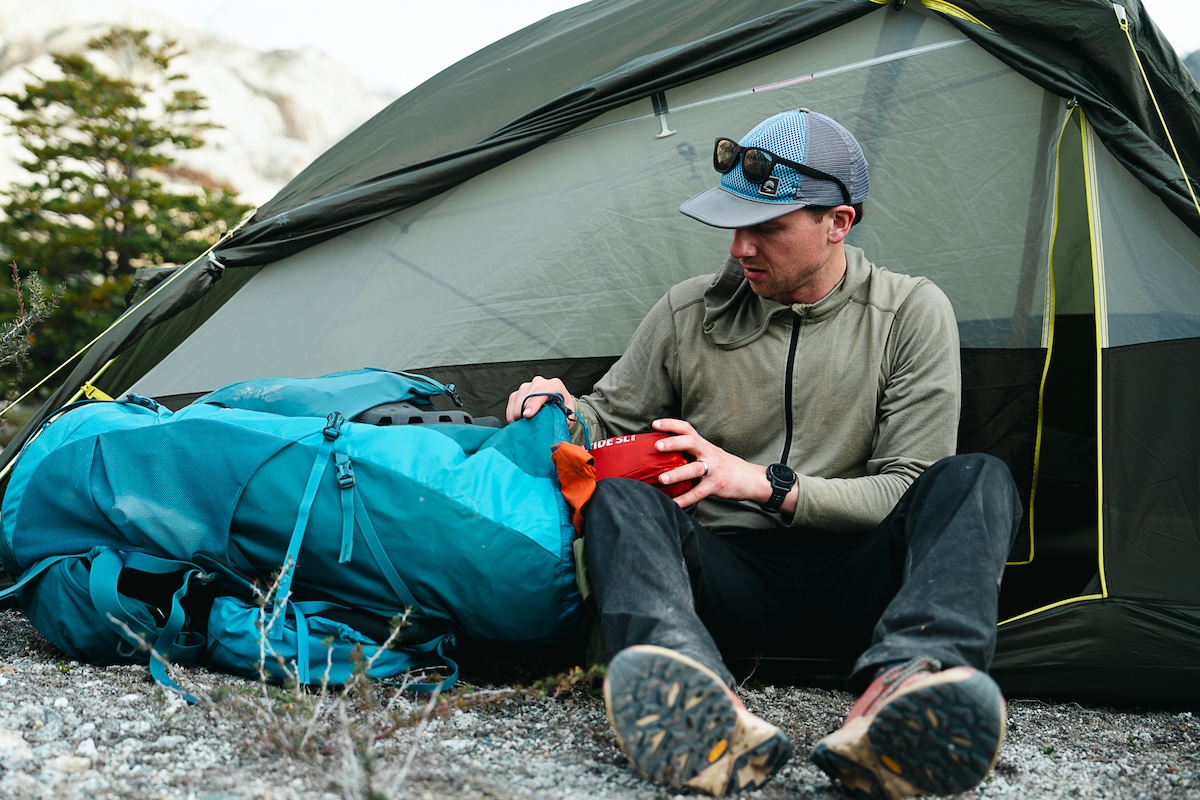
[0,728,34,769]
[76,737,98,758]
[153,734,186,751]
[27,710,64,742]
[44,754,92,773]
[0,772,41,799]
[74,772,109,795]
[162,694,189,717]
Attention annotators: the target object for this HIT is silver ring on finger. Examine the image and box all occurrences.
[698,460,709,478]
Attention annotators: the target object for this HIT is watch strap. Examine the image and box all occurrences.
[760,463,796,513]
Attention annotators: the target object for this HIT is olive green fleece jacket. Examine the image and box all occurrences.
[574,244,961,536]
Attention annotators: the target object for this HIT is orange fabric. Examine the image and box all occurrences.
[551,442,596,535]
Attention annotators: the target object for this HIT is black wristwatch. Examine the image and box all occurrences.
[761,463,797,513]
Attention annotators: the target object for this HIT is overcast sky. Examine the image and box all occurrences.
[129,0,588,93]
[132,0,1198,95]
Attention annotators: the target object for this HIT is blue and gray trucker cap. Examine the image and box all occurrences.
[679,109,869,229]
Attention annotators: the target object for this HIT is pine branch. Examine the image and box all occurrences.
[0,263,64,370]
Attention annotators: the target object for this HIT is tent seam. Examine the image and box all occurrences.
[1113,2,1200,219]
[1006,107,1078,568]
[998,593,1105,626]
[1080,113,1109,600]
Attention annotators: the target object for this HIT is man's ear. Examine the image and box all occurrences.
[829,206,855,242]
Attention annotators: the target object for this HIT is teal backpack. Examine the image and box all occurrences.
[0,368,582,695]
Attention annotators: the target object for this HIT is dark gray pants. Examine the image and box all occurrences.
[582,453,1022,690]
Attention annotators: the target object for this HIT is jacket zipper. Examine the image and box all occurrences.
[780,312,801,463]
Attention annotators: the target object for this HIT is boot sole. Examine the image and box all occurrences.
[811,669,1005,800]
[604,645,793,795]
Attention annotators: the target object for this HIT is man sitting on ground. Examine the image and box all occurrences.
[507,108,1021,800]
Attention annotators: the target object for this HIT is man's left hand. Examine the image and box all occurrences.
[650,418,791,512]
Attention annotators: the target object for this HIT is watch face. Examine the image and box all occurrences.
[769,463,796,483]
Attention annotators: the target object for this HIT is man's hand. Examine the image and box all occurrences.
[505,376,576,423]
[651,418,795,513]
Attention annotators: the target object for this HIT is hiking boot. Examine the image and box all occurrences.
[603,644,793,796]
[810,657,1006,800]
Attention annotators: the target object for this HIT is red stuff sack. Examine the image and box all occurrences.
[589,432,697,499]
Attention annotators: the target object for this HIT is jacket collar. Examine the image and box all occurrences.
[702,245,871,348]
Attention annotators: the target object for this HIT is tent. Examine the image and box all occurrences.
[5,0,1200,702]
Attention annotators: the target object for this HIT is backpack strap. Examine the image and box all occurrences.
[271,412,347,638]
[88,549,210,702]
[290,600,320,685]
[0,552,81,601]
[272,412,424,639]
[351,491,423,614]
[219,598,457,692]
[330,430,422,614]
[397,630,459,693]
[334,452,355,562]
[286,601,455,690]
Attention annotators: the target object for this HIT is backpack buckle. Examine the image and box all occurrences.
[123,393,161,411]
[323,412,346,441]
[334,454,355,489]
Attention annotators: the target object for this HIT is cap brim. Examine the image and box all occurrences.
[679,186,809,229]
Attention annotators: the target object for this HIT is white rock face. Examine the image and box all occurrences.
[0,0,396,206]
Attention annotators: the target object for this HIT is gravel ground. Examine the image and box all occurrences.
[1,607,1198,800]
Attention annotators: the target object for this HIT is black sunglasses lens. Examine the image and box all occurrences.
[714,138,740,173]
[741,148,774,184]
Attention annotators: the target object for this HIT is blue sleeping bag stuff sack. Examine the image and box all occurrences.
[0,368,582,694]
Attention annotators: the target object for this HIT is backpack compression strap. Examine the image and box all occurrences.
[0,549,211,703]
[89,549,210,702]
[272,412,425,640]
[0,552,80,601]
[287,601,457,691]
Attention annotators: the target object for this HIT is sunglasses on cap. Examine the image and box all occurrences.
[713,137,852,206]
